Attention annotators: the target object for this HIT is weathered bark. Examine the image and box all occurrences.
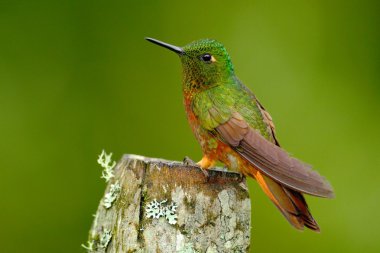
[86,154,251,253]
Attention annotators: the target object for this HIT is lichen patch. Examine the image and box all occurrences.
[146,199,178,225]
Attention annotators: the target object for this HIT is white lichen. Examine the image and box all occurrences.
[81,240,95,252]
[146,199,164,219]
[81,228,112,251]
[90,213,99,238]
[98,229,112,249]
[103,181,121,209]
[97,150,116,182]
[164,202,178,225]
[146,199,178,225]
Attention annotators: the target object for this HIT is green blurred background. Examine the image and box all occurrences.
[0,0,379,252]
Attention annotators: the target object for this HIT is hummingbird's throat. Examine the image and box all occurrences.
[182,78,218,97]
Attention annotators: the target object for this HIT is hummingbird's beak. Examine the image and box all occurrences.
[145,37,184,55]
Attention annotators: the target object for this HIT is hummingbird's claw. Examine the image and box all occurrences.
[199,167,210,179]
[183,156,197,166]
[183,156,210,180]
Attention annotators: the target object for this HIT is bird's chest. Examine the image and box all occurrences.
[184,107,217,153]
[184,97,218,154]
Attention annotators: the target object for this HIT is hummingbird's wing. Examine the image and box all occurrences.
[255,99,280,146]
[215,112,334,198]
[237,79,281,145]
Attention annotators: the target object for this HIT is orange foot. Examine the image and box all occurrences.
[197,155,216,169]
[196,155,217,179]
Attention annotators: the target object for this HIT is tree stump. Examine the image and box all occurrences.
[85,154,251,253]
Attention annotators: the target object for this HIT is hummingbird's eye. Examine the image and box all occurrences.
[201,54,212,62]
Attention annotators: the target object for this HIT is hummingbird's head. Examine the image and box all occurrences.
[146,38,235,93]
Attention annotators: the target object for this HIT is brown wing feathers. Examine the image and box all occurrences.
[216,113,248,146]
[216,112,334,198]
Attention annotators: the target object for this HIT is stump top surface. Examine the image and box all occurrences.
[122,154,246,185]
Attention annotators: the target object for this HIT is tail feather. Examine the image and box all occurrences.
[283,188,320,231]
[253,170,320,232]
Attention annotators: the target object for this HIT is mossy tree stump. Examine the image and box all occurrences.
[86,154,251,252]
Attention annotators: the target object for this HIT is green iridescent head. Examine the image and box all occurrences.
[146,37,235,91]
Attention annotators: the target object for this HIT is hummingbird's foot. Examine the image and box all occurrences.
[199,167,210,178]
[183,156,210,179]
[183,156,197,166]
[197,155,217,180]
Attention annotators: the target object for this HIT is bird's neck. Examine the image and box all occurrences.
[182,71,235,100]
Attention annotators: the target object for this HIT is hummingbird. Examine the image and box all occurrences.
[146,37,334,232]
